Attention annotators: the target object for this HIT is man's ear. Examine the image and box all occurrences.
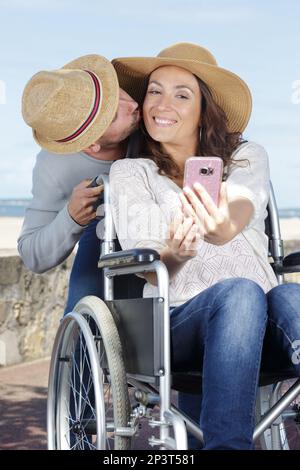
[89,142,101,153]
[83,142,101,155]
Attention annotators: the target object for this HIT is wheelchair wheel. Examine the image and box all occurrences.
[257,380,300,450]
[47,296,131,450]
[275,379,300,450]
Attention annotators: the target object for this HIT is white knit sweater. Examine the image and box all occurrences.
[110,142,278,307]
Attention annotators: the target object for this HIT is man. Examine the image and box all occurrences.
[18,53,145,313]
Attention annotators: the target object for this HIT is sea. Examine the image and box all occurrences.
[0,199,32,217]
[0,199,300,218]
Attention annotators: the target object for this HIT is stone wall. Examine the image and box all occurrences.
[0,240,300,367]
[0,254,74,366]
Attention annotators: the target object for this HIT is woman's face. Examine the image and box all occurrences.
[143,65,201,148]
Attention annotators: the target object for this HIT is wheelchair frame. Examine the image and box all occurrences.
[47,174,300,450]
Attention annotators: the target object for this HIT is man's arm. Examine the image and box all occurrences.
[18,204,85,273]
[17,153,102,273]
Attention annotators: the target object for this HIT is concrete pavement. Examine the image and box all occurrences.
[0,358,161,450]
[0,358,49,450]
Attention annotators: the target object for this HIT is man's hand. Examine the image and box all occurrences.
[68,179,103,226]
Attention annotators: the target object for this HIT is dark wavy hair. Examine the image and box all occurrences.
[139,76,248,181]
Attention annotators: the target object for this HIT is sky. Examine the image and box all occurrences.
[0,0,299,208]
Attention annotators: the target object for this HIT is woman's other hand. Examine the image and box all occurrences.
[166,211,201,261]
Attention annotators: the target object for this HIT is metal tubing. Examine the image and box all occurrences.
[254,379,300,440]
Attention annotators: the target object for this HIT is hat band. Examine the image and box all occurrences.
[55,70,102,143]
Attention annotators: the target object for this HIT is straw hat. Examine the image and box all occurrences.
[22,54,119,154]
[112,42,252,133]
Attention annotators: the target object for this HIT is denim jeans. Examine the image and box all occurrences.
[171,278,268,450]
[64,219,145,315]
[175,281,300,450]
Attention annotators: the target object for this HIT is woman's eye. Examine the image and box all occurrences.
[177,94,188,99]
[148,89,160,95]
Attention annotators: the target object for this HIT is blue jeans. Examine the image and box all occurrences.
[175,281,300,450]
[64,219,145,315]
[171,278,268,450]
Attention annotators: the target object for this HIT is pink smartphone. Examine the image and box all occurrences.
[183,157,223,206]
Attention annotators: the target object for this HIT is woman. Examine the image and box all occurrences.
[110,43,300,450]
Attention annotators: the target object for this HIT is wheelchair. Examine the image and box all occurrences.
[47,175,300,450]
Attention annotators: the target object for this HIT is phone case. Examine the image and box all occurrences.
[183,157,223,205]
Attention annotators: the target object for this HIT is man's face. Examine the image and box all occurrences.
[99,89,140,147]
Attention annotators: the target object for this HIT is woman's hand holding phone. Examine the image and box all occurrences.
[180,156,234,245]
[180,181,235,245]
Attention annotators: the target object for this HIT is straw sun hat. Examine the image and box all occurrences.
[113,42,252,133]
[22,54,119,154]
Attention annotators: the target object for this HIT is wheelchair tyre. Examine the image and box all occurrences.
[47,297,131,450]
[73,296,132,450]
[47,312,104,449]
[256,385,273,450]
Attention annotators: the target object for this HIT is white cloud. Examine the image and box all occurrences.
[0,80,6,104]
[291,80,300,104]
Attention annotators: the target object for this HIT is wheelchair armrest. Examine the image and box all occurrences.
[98,248,160,269]
[282,251,300,273]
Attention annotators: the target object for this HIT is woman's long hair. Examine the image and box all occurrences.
[140,76,247,181]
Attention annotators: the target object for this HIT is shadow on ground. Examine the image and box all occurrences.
[0,383,47,450]
[0,359,202,450]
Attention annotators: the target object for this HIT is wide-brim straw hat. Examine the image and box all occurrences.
[112,42,252,133]
[22,54,119,154]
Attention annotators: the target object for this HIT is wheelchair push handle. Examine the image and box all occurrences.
[87,175,104,188]
[87,176,104,215]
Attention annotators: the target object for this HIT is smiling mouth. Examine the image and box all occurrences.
[153,117,177,127]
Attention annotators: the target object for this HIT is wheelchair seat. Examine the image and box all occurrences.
[172,368,298,394]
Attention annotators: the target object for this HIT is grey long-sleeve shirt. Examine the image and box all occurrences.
[17,149,116,273]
